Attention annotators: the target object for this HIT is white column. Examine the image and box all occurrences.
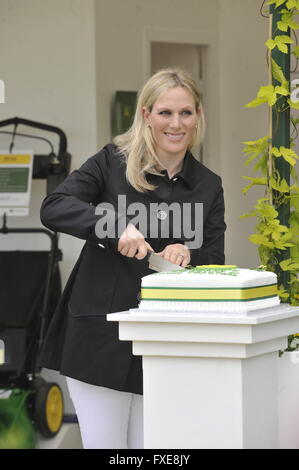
[278,351,299,448]
[108,305,299,449]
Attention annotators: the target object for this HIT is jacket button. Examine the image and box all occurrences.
[157,210,167,220]
[137,290,142,302]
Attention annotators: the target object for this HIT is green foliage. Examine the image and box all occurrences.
[277,11,299,31]
[271,146,299,166]
[242,0,299,327]
[267,0,288,8]
[285,0,299,10]
[246,84,290,107]
[292,45,299,57]
[271,58,289,88]
[0,390,36,449]
[266,35,294,54]
[267,0,299,9]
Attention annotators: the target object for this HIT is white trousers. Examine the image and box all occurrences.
[66,377,144,449]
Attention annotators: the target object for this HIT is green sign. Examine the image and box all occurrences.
[0,168,29,193]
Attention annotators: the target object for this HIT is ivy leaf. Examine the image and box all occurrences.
[290,184,299,193]
[286,0,299,10]
[250,85,278,107]
[278,178,290,192]
[278,12,299,31]
[270,176,290,192]
[271,225,292,241]
[258,85,275,97]
[249,234,275,248]
[254,200,278,219]
[282,154,296,166]
[240,211,256,219]
[281,146,299,166]
[267,34,294,54]
[266,0,287,7]
[252,84,289,106]
[245,96,268,108]
[254,155,268,174]
[242,176,267,194]
[266,39,276,50]
[274,241,294,249]
[280,258,299,271]
[278,43,288,53]
[272,146,299,166]
[275,85,289,96]
[278,287,290,299]
[275,35,293,45]
[271,146,281,157]
[292,46,299,57]
[242,136,269,165]
[277,21,289,31]
[281,11,299,25]
[268,93,278,105]
[272,231,283,241]
[272,59,289,88]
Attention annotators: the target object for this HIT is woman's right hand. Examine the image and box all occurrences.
[118,223,153,260]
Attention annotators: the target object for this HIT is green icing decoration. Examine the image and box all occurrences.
[154,265,240,276]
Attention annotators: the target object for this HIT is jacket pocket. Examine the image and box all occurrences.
[68,244,120,317]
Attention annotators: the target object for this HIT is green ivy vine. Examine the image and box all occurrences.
[242,0,299,344]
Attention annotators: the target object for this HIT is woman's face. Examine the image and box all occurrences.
[143,86,199,161]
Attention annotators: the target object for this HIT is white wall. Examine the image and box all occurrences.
[0,0,97,285]
[0,0,97,414]
[94,0,269,268]
[0,0,274,275]
[0,0,281,426]
[94,0,220,152]
[219,0,269,267]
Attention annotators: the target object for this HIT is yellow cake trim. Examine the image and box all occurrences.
[195,265,238,268]
[141,284,277,301]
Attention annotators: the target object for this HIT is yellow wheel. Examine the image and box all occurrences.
[33,380,64,438]
[45,385,64,434]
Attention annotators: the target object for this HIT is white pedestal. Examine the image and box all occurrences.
[278,351,299,449]
[108,304,299,449]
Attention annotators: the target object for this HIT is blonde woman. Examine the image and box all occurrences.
[40,68,226,449]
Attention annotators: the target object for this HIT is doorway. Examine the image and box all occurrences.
[151,42,205,163]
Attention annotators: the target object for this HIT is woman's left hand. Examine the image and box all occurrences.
[156,244,190,268]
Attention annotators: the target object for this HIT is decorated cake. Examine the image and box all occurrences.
[139,265,280,313]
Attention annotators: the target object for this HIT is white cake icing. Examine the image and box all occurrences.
[139,266,280,314]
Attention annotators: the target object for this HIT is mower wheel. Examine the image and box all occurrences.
[33,381,64,438]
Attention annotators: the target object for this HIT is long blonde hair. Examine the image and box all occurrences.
[113,68,206,193]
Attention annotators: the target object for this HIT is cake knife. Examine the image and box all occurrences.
[146,251,186,272]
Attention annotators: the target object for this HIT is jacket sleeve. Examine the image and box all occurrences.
[40,146,127,252]
[188,182,226,266]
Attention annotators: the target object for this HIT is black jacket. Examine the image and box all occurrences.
[40,143,226,394]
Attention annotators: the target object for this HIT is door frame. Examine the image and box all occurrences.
[142,27,220,174]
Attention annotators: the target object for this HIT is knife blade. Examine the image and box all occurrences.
[146,251,186,272]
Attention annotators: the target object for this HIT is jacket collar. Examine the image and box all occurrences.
[175,151,200,188]
[146,151,201,189]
